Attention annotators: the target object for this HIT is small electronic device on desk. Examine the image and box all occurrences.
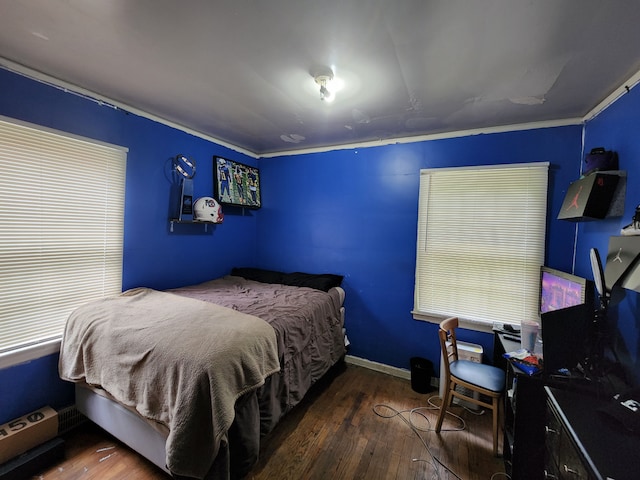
[502,333,521,343]
[492,323,521,343]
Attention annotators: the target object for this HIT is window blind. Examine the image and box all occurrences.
[0,116,126,354]
[413,162,549,326]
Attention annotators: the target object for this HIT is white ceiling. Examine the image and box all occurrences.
[1,0,640,157]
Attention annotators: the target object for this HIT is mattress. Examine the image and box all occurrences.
[64,275,347,479]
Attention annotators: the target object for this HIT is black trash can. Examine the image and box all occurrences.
[410,357,434,393]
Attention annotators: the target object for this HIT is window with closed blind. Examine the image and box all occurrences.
[0,116,127,366]
[412,162,549,331]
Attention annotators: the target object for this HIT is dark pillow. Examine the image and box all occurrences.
[230,267,284,284]
[281,272,344,292]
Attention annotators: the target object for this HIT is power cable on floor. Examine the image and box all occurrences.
[373,395,465,480]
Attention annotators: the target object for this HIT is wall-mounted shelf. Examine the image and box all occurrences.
[169,219,210,232]
[558,170,626,221]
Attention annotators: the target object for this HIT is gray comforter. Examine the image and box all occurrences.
[169,275,346,421]
[59,287,280,479]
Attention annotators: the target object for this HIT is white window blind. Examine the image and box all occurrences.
[413,162,549,327]
[0,116,126,355]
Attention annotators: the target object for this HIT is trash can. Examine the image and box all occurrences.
[410,357,434,393]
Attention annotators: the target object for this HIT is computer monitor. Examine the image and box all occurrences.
[539,267,594,373]
[540,266,592,314]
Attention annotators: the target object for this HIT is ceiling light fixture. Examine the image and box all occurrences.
[314,68,335,102]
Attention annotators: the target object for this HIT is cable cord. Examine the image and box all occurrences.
[427,394,487,417]
[373,395,467,480]
[490,472,511,479]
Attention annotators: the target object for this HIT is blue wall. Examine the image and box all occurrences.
[575,86,640,386]
[2,65,638,426]
[0,68,259,423]
[257,127,584,371]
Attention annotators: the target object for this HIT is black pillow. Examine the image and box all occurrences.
[230,267,284,284]
[281,272,344,292]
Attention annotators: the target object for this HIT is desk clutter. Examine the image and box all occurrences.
[493,322,544,375]
[503,349,543,376]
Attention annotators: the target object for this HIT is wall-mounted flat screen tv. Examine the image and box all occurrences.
[213,156,261,209]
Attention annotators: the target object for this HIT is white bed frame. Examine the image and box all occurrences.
[76,384,171,473]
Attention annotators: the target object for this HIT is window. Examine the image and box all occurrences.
[413,162,549,330]
[0,116,126,364]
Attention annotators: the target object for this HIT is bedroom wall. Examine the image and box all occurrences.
[257,125,584,373]
[3,64,635,427]
[575,85,640,387]
[0,68,259,424]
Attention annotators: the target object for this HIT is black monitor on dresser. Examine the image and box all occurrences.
[539,267,594,374]
[542,303,592,374]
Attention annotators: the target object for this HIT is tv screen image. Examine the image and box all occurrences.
[214,156,261,209]
[540,268,587,313]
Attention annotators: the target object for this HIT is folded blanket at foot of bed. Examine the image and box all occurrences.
[59,287,280,479]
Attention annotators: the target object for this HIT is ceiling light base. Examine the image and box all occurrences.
[314,68,335,102]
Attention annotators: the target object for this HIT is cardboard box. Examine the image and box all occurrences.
[0,406,58,465]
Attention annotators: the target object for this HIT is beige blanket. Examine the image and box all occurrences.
[59,287,280,479]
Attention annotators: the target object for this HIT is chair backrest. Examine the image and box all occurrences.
[438,317,459,380]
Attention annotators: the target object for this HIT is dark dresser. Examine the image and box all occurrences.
[545,386,640,480]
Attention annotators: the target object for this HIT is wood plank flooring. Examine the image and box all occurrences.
[31,364,506,479]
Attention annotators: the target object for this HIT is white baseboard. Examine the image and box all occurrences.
[345,355,440,390]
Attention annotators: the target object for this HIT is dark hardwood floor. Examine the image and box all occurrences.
[31,364,506,479]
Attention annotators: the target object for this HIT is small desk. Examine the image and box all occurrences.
[494,332,546,479]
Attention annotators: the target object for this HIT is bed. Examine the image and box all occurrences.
[58,269,346,479]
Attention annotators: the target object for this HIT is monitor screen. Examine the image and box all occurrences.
[540,266,589,314]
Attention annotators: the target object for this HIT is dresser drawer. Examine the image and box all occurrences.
[545,395,593,480]
[557,431,590,479]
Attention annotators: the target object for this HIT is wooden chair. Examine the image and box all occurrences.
[435,317,505,456]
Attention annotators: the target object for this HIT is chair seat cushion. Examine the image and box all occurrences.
[450,360,505,393]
